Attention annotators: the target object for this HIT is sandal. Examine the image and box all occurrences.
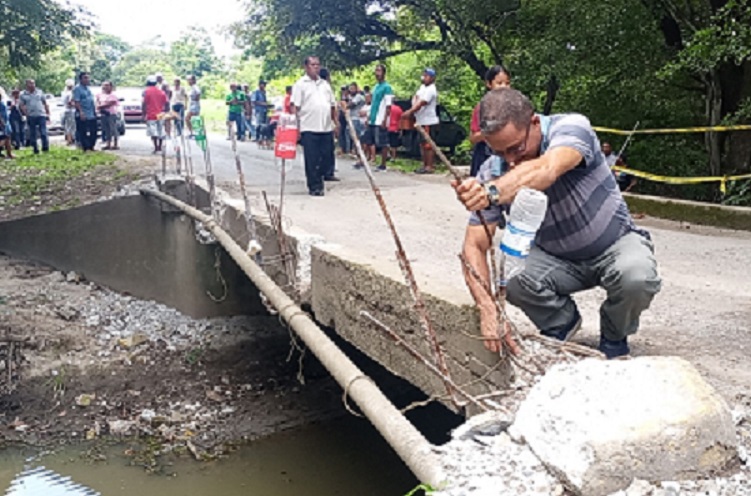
[414,167,435,174]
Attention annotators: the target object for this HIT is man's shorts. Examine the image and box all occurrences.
[188,103,201,115]
[361,125,374,146]
[146,120,165,138]
[388,131,401,149]
[370,124,389,149]
[418,124,440,150]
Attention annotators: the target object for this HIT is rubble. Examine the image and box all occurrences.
[512,357,738,496]
[434,374,751,496]
[0,255,342,460]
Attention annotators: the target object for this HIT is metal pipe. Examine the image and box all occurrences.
[139,187,446,487]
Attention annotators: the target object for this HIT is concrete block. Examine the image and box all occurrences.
[510,357,738,496]
[155,175,190,212]
[310,246,512,409]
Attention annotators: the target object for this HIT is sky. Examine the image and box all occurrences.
[71,0,245,57]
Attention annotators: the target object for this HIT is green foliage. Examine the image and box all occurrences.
[723,179,751,207]
[403,483,435,496]
[661,0,751,76]
[0,147,116,205]
[230,0,519,77]
[111,48,173,87]
[0,0,90,70]
[169,28,220,78]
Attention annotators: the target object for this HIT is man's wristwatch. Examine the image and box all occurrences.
[484,183,501,206]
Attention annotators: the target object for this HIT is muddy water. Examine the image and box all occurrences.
[0,415,419,496]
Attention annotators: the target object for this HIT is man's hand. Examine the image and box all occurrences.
[452,177,489,211]
[479,305,520,355]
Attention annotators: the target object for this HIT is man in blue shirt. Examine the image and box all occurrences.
[72,72,97,152]
[252,80,271,146]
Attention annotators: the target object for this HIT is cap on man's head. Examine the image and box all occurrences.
[424,68,436,77]
[259,80,267,85]
[146,75,157,84]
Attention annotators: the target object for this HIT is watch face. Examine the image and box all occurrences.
[487,184,500,205]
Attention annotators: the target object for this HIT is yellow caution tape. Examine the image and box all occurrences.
[595,125,751,135]
[612,166,751,194]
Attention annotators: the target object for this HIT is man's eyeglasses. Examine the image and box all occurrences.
[486,120,531,162]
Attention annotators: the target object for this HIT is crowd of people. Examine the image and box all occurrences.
[285,56,444,196]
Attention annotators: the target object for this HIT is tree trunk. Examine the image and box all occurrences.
[705,69,723,176]
[722,60,751,172]
[543,74,559,115]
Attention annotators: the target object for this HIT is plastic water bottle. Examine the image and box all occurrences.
[500,187,549,284]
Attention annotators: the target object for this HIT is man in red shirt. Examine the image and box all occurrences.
[387,100,403,161]
[142,75,168,153]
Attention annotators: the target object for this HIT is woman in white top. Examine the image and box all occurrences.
[171,78,188,136]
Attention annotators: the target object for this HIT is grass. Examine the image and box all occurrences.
[201,99,233,133]
[0,146,117,205]
[388,157,448,174]
[625,195,751,231]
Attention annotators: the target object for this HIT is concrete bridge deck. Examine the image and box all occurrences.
[107,128,751,406]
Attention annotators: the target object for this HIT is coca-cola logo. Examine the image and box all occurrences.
[276,143,296,152]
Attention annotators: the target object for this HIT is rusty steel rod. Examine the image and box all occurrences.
[415,124,513,356]
[343,112,458,407]
[229,122,260,256]
[361,311,496,413]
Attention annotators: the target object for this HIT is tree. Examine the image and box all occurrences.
[0,0,90,69]
[230,0,519,78]
[169,28,219,78]
[647,0,751,173]
[111,48,172,87]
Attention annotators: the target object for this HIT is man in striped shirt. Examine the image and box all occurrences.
[454,88,661,359]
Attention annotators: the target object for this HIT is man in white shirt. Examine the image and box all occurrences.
[291,56,338,197]
[403,68,439,174]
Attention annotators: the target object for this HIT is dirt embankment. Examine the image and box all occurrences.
[0,151,154,223]
[0,256,342,464]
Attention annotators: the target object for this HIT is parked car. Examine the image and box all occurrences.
[117,87,144,124]
[392,100,467,157]
[47,95,126,138]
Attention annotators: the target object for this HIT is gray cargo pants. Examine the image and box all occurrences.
[506,232,661,341]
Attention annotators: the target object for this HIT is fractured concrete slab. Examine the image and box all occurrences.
[510,357,739,496]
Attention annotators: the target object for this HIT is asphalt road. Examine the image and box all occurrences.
[116,123,413,194]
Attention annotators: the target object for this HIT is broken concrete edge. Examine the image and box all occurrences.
[139,186,451,488]
[196,180,510,414]
[625,192,751,231]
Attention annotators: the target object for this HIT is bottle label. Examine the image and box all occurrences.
[500,222,536,258]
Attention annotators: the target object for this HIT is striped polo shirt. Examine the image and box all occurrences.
[469,113,647,261]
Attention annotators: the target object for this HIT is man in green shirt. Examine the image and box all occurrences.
[368,64,393,171]
[225,83,247,141]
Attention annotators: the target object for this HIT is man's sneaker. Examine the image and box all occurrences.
[541,309,582,342]
[324,176,341,182]
[598,336,630,359]
[376,164,387,171]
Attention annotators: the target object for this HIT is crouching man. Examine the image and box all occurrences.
[453,88,661,359]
